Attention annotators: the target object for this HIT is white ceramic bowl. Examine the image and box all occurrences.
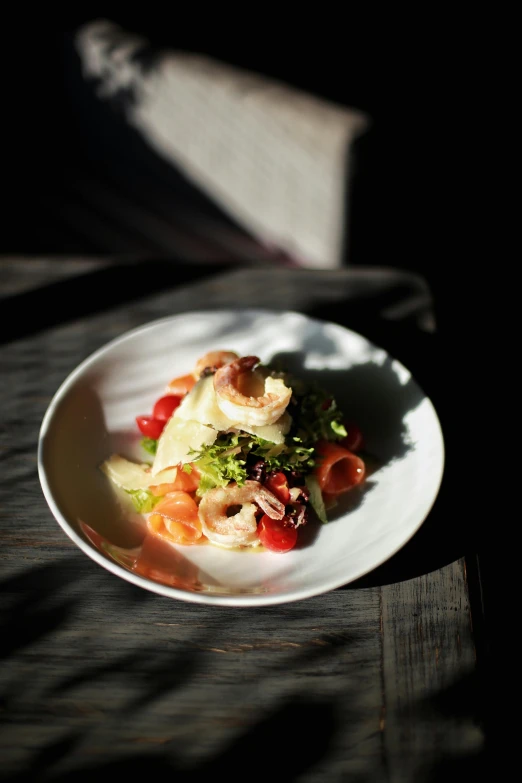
[38,309,444,607]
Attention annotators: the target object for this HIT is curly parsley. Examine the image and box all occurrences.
[283,372,347,444]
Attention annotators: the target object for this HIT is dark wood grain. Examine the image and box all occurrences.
[0,257,487,781]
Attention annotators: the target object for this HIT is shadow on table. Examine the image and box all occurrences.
[1,559,489,782]
[0,260,234,346]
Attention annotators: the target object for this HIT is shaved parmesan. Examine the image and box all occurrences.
[175,375,233,430]
[246,412,292,443]
[174,375,291,444]
[152,418,217,474]
[101,454,178,491]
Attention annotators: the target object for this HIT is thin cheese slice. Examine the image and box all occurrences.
[247,412,292,444]
[152,418,217,475]
[100,454,178,491]
[174,375,291,443]
[175,375,232,430]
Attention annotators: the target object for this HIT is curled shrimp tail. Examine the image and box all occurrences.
[255,486,285,520]
[213,356,292,427]
[198,480,284,548]
[193,350,239,380]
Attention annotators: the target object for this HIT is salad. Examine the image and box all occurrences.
[101,350,366,553]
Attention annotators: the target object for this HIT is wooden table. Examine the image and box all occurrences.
[0,256,489,780]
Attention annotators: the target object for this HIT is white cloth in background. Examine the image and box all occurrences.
[76,20,370,269]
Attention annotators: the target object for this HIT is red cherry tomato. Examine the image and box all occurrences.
[152,395,182,422]
[258,515,298,553]
[264,471,290,504]
[340,422,364,452]
[136,416,165,440]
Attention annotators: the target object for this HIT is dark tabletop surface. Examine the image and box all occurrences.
[0,256,490,781]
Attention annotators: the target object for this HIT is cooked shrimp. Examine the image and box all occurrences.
[193,350,239,380]
[198,480,285,548]
[213,356,292,427]
[166,373,196,396]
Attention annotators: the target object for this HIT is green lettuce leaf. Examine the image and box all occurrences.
[305,474,328,525]
[126,489,159,513]
[140,437,158,456]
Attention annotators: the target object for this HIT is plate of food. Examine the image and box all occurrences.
[38,308,444,607]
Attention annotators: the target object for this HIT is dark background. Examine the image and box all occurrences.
[1,18,469,262]
[2,13,475,334]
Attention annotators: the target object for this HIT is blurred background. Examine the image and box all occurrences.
[2,13,468,312]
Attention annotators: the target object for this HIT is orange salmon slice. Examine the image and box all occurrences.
[150,464,201,496]
[147,490,202,545]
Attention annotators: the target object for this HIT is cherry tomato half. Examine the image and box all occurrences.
[264,471,290,504]
[258,514,298,553]
[152,395,182,422]
[136,415,165,440]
